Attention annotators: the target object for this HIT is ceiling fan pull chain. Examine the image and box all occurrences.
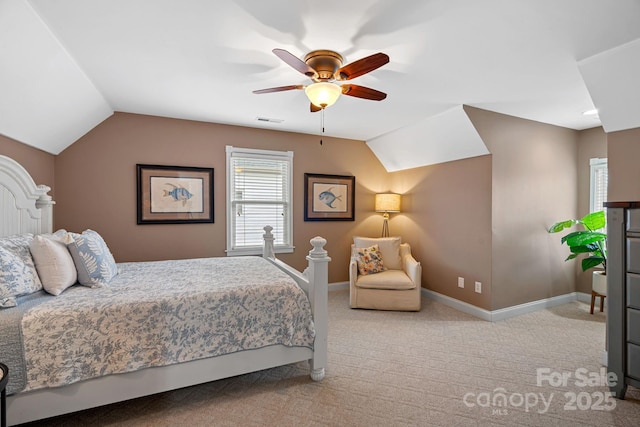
[320,108,325,145]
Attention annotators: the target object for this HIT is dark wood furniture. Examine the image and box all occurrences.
[0,363,8,427]
[605,201,640,398]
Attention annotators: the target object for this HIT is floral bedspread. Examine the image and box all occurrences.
[21,256,315,392]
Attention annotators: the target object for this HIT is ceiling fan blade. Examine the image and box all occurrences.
[273,48,318,79]
[341,84,387,101]
[336,52,389,80]
[253,85,304,94]
[310,103,322,113]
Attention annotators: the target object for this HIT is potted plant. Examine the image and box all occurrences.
[548,211,607,306]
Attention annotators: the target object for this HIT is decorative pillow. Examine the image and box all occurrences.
[355,244,387,276]
[30,234,78,296]
[353,236,402,270]
[0,234,43,308]
[65,229,118,287]
[50,229,69,239]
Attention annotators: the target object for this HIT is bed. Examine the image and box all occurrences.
[0,154,330,426]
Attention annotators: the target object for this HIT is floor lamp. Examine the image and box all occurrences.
[375,193,401,237]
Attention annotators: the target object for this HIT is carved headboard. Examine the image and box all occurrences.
[0,155,54,237]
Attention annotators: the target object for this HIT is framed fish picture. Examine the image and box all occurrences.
[137,164,214,224]
[304,173,355,221]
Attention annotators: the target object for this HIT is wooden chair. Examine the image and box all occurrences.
[591,271,607,315]
[590,290,606,314]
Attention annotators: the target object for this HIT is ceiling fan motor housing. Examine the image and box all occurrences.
[304,50,343,81]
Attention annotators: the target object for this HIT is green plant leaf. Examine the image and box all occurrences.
[569,244,594,254]
[548,219,578,233]
[582,256,605,271]
[562,231,606,247]
[550,211,607,273]
[582,211,606,231]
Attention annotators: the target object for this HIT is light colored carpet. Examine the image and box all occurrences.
[21,290,640,426]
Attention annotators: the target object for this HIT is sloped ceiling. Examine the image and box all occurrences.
[1,0,640,171]
[0,0,112,154]
[578,38,640,134]
[368,106,489,172]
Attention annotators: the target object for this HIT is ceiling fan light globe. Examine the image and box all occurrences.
[305,82,341,109]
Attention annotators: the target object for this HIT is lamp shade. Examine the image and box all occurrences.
[375,193,401,213]
[305,82,342,108]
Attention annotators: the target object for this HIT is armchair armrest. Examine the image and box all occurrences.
[404,256,421,287]
[400,243,422,287]
[349,257,359,286]
[349,243,359,286]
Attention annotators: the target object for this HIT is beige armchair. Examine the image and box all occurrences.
[349,236,422,311]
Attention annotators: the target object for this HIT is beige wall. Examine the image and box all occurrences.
[0,134,55,195]
[465,107,580,310]
[388,156,493,309]
[607,127,640,202]
[54,113,388,283]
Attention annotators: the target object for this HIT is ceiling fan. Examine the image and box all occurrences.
[253,48,389,112]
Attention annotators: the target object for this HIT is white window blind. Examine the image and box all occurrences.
[590,158,608,214]
[226,146,293,256]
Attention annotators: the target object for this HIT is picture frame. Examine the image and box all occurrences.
[137,164,214,224]
[304,173,355,221]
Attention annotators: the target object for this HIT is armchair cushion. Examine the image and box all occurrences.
[354,244,387,275]
[354,269,416,290]
[353,236,402,270]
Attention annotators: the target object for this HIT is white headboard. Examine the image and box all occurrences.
[0,155,54,237]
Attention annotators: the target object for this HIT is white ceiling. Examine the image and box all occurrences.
[1,0,640,168]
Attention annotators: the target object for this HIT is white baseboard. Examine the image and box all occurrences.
[422,289,587,322]
[421,289,493,321]
[576,291,591,304]
[329,281,349,291]
[334,283,594,322]
[490,292,580,321]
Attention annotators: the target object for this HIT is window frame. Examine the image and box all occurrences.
[225,145,294,256]
[589,157,608,214]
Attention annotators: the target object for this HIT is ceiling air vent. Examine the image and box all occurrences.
[256,117,283,123]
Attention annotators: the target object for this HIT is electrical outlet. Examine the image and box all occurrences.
[458,277,464,288]
[475,281,482,293]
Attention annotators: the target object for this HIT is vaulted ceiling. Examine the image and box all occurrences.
[1,0,639,171]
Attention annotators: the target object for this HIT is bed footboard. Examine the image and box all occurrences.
[262,226,330,381]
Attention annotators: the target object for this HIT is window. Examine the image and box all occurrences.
[226,146,293,256]
[589,158,608,214]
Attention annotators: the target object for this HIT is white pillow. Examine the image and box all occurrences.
[353,236,402,270]
[30,234,77,296]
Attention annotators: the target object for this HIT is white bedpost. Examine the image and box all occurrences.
[306,236,330,381]
[262,225,275,259]
[260,226,330,381]
[35,185,54,234]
